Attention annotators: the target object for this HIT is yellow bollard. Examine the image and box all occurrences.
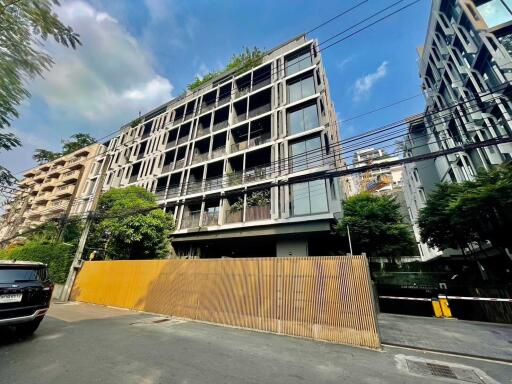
[431,298,443,318]
[438,295,452,318]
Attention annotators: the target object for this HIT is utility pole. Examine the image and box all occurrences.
[60,152,112,301]
[347,225,353,256]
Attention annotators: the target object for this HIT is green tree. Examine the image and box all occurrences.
[33,148,61,164]
[419,164,512,252]
[61,133,96,155]
[89,186,175,260]
[336,193,415,259]
[0,0,81,184]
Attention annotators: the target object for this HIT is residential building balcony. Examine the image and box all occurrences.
[249,133,271,148]
[181,210,201,229]
[210,146,226,159]
[61,170,80,182]
[202,210,219,226]
[244,166,271,184]
[245,204,271,222]
[56,183,75,196]
[191,151,209,165]
[225,209,243,224]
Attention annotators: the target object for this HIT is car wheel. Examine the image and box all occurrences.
[15,318,42,337]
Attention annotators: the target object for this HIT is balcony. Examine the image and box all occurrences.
[210,146,226,159]
[167,186,181,198]
[191,151,209,165]
[249,133,271,148]
[48,199,67,212]
[186,180,203,194]
[202,211,219,226]
[204,175,224,191]
[226,172,243,186]
[212,120,228,132]
[56,183,75,196]
[181,211,201,229]
[248,103,271,119]
[244,166,271,183]
[61,170,80,182]
[225,209,243,224]
[245,204,271,222]
[129,175,138,183]
[161,163,173,173]
[177,136,189,146]
[174,158,185,170]
[230,141,248,153]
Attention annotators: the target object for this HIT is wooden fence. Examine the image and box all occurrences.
[71,256,380,349]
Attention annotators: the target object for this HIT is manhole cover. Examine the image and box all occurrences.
[396,355,497,384]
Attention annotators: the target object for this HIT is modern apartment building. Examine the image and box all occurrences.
[0,143,104,242]
[415,0,512,183]
[402,0,512,260]
[351,148,403,194]
[79,35,346,258]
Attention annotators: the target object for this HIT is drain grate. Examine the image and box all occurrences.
[406,360,485,384]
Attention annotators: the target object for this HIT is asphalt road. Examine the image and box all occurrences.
[0,302,510,384]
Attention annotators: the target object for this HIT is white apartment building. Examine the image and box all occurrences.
[403,0,512,260]
[351,148,403,195]
[79,35,347,258]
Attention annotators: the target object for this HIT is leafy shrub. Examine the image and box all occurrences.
[0,241,75,283]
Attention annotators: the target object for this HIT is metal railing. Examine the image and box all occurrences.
[252,77,271,91]
[244,166,271,183]
[174,158,185,169]
[204,175,223,191]
[226,172,243,186]
[187,180,203,193]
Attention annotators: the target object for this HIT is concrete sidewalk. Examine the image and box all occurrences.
[0,302,510,384]
[379,313,512,362]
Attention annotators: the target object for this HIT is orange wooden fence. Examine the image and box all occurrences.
[71,256,380,349]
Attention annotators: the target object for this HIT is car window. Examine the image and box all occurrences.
[0,268,47,283]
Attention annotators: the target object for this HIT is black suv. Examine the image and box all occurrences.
[0,261,53,336]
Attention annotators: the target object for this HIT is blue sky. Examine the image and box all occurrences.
[0,0,431,176]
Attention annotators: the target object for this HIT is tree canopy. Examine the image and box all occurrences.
[0,0,81,184]
[188,47,264,91]
[33,133,97,164]
[336,193,415,259]
[418,164,512,252]
[89,186,176,260]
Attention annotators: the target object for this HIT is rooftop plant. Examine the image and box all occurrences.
[188,47,264,91]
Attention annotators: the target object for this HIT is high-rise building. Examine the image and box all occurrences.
[403,0,512,260]
[0,143,104,242]
[415,0,512,183]
[79,35,346,258]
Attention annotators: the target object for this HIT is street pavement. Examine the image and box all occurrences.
[0,302,510,384]
[379,313,512,362]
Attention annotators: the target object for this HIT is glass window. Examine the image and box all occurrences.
[498,31,512,56]
[285,48,313,76]
[287,75,315,103]
[287,104,319,135]
[476,0,512,27]
[289,135,323,172]
[290,180,328,216]
[0,267,47,283]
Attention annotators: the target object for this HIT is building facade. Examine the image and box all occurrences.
[80,35,346,258]
[402,0,512,260]
[0,143,104,242]
[351,148,403,195]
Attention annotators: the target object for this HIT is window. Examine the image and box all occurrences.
[290,180,328,216]
[287,75,315,103]
[285,47,312,76]
[476,0,512,27]
[498,31,512,56]
[289,135,323,172]
[287,103,319,135]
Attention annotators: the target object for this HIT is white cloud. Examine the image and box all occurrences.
[30,1,173,126]
[337,55,355,72]
[353,61,389,101]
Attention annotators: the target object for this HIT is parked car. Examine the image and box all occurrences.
[0,260,53,336]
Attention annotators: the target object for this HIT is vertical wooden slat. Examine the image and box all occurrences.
[71,256,380,349]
